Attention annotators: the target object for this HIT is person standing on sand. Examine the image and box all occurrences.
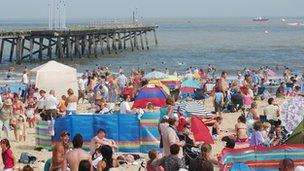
[0,99,12,140]
[78,75,86,104]
[43,90,58,120]
[218,71,228,94]
[1,139,15,171]
[62,134,91,171]
[50,131,70,171]
[65,89,77,115]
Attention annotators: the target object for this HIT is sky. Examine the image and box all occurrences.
[0,0,303,19]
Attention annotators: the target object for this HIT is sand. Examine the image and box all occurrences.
[1,97,286,170]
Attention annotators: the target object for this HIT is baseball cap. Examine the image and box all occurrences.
[60,131,70,137]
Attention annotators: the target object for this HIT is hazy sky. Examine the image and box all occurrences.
[0,0,303,19]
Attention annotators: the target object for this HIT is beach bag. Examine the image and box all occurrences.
[19,152,37,164]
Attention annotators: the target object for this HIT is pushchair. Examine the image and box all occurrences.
[227,92,243,112]
[178,133,200,166]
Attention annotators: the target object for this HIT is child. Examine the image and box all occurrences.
[25,105,36,128]
[250,121,265,146]
[212,116,223,140]
[17,115,27,142]
[0,139,15,170]
[146,150,163,171]
[261,122,271,146]
[57,95,67,117]
[214,88,224,116]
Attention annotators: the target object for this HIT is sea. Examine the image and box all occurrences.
[1,18,304,77]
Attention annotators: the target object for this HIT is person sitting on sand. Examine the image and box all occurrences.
[145,102,159,113]
[235,116,248,142]
[189,143,217,170]
[50,131,70,171]
[279,158,294,171]
[212,116,223,140]
[250,121,265,146]
[247,102,259,121]
[276,82,286,98]
[90,129,117,155]
[263,98,280,126]
[146,150,164,171]
[151,144,186,171]
[96,145,119,171]
[62,134,91,171]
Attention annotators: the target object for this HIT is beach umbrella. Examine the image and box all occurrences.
[281,97,304,132]
[143,71,169,80]
[191,116,214,144]
[178,101,211,117]
[230,163,251,171]
[132,84,168,109]
[180,80,201,93]
[160,75,181,89]
[148,80,170,95]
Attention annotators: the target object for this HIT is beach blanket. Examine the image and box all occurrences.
[219,144,304,171]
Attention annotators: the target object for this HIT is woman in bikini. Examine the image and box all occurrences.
[235,116,248,142]
[11,93,25,142]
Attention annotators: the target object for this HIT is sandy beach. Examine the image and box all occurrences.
[0,96,286,171]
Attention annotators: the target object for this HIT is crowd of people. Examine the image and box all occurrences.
[0,64,304,170]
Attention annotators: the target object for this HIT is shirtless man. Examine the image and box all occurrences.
[218,71,228,93]
[50,131,70,171]
[90,129,117,155]
[65,89,78,115]
[62,134,91,171]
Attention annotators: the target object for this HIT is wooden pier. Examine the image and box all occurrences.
[0,25,158,64]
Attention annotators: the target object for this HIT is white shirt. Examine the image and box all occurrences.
[22,73,29,84]
[120,101,131,114]
[184,73,194,80]
[78,78,85,91]
[44,95,58,110]
[37,96,45,110]
[117,74,128,87]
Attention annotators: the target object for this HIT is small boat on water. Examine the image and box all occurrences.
[253,17,269,22]
[287,22,299,26]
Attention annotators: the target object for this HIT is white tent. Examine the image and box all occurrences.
[30,60,78,98]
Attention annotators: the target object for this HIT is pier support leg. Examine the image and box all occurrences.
[75,36,81,58]
[0,39,4,63]
[57,37,64,59]
[92,35,97,58]
[9,39,15,62]
[16,38,22,65]
[88,35,92,56]
[29,38,34,61]
[21,38,25,58]
[66,37,72,60]
[145,32,149,50]
[112,33,117,54]
[140,31,144,50]
[134,31,139,50]
[99,35,104,55]
[123,32,126,49]
[81,36,85,57]
[47,38,52,59]
[39,37,43,60]
[118,33,122,50]
[129,32,134,51]
[153,30,158,46]
[106,33,111,54]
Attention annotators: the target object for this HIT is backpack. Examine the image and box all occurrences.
[19,152,37,164]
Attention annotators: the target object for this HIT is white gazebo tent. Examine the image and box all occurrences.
[30,60,78,98]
